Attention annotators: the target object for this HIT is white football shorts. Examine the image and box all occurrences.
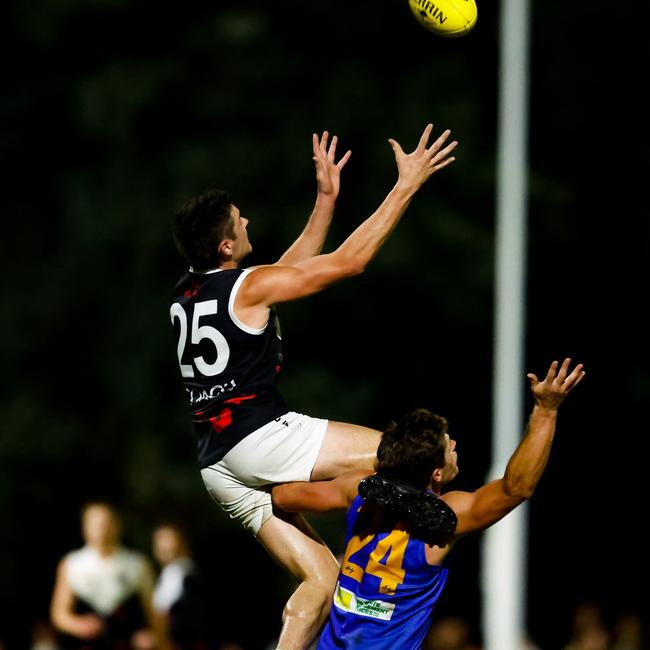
[200,411,328,535]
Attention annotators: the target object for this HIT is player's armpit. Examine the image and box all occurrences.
[442,479,526,536]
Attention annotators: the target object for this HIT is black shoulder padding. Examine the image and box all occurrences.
[358,474,457,546]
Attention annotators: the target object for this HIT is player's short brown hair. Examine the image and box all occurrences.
[173,189,235,271]
[375,408,449,489]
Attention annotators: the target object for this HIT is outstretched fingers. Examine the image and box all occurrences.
[526,372,540,387]
[539,358,586,392]
[320,131,330,155]
[336,149,352,169]
[327,134,337,160]
[416,123,435,152]
[313,131,351,168]
[564,362,586,391]
[426,128,453,155]
[430,140,458,170]
[312,131,332,157]
[388,138,404,156]
[551,358,565,382]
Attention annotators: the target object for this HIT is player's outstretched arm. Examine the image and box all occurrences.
[277,131,352,266]
[444,358,585,536]
[329,124,457,274]
[271,471,367,514]
[238,125,457,312]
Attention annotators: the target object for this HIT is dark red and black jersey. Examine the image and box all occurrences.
[170,268,288,468]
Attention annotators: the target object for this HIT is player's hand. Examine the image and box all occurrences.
[389,124,457,193]
[527,358,586,411]
[74,614,105,639]
[131,628,158,650]
[313,131,351,199]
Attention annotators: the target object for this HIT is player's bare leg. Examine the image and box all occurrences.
[256,511,339,650]
[254,421,380,648]
[310,421,381,481]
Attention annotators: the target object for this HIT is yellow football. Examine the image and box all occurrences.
[408,0,478,37]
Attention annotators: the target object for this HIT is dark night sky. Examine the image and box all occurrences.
[2,1,649,649]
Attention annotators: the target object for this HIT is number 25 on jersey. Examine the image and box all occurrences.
[170,300,230,378]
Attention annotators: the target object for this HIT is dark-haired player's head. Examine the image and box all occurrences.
[375,408,458,490]
[174,189,251,271]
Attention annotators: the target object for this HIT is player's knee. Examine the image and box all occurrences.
[317,560,339,595]
[293,559,338,595]
[283,579,333,621]
[314,567,338,613]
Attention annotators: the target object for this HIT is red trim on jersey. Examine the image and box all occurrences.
[209,408,233,432]
[223,394,257,405]
[183,280,202,298]
[196,395,258,433]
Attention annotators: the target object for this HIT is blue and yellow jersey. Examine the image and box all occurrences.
[318,495,449,649]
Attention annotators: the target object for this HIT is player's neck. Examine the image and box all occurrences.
[428,480,442,496]
[91,542,119,557]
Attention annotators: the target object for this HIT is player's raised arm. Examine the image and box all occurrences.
[443,358,586,536]
[237,124,457,314]
[277,131,352,266]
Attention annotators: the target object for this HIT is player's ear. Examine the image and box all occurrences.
[218,238,233,259]
[432,468,443,483]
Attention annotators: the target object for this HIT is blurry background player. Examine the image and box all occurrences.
[170,124,457,649]
[50,501,167,650]
[272,358,585,649]
[151,522,209,650]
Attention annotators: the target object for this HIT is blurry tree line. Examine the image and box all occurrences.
[2,1,649,648]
